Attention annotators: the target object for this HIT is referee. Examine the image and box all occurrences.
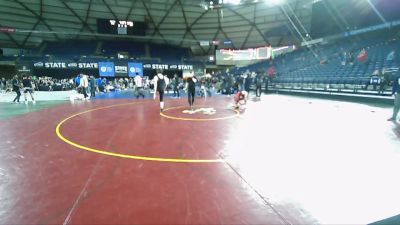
[22,75,35,104]
[134,72,145,99]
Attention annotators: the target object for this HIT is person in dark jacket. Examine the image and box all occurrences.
[12,75,21,103]
[90,76,96,97]
[172,74,180,98]
[186,74,197,110]
[387,73,400,121]
[244,73,252,93]
[255,73,263,98]
[22,76,35,104]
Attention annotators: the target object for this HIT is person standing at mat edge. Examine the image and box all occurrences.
[153,70,169,112]
[387,73,400,122]
[89,75,96,98]
[12,75,21,103]
[134,72,145,99]
[22,75,35,104]
[79,74,89,100]
[186,72,197,110]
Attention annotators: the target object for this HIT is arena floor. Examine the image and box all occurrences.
[0,92,399,225]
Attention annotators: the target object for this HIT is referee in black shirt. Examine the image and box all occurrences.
[22,76,35,104]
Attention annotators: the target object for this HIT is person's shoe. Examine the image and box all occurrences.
[24,101,28,104]
[387,117,395,121]
[32,100,36,104]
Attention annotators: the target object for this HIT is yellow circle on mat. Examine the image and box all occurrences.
[56,102,225,163]
[160,106,240,121]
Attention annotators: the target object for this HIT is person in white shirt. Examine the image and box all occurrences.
[153,70,169,112]
[79,74,89,99]
[134,72,145,99]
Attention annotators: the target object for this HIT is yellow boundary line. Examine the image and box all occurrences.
[55,102,236,163]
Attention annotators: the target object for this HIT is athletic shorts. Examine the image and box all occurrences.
[24,88,33,93]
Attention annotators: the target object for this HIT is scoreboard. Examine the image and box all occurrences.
[216,46,272,65]
[97,19,147,36]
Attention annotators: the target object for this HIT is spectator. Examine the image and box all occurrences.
[267,66,276,78]
[255,73,263,98]
[366,69,380,90]
[379,68,390,94]
[357,48,368,63]
[386,50,395,62]
[1,78,6,93]
[348,51,354,65]
[263,73,269,93]
[244,73,252,93]
[341,52,347,66]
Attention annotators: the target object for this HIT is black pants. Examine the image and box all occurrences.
[13,89,21,102]
[256,86,262,97]
[173,87,180,97]
[158,90,164,102]
[135,87,145,99]
[90,86,96,97]
[82,87,88,98]
[379,81,387,93]
[188,89,195,106]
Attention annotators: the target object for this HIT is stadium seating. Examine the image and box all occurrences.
[237,34,400,95]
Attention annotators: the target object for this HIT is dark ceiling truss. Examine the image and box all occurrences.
[277,0,301,46]
[176,0,207,54]
[14,0,60,42]
[75,0,95,39]
[219,28,232,47]
[240,4,258,49]
[183,9,211,54]
[102,0,119,20]
[188,31,206,54]
[241,26,254,49]
[321,0,349,35]
[59,0,96,40]
[0,22,21,48]
[279,3,318,59]
[21,0,43,47]
[178,0,189,47]
[206,7,237,51]
[287,0,309,38]
[207,29,220,54]
[217,10,235,49]
[224,6,270,46]
[0,0,313,53]
[125,0,138,20]
[141,0,169,44]
[149,0,179,42]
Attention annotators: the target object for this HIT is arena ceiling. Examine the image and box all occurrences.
[0,0,313,55]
